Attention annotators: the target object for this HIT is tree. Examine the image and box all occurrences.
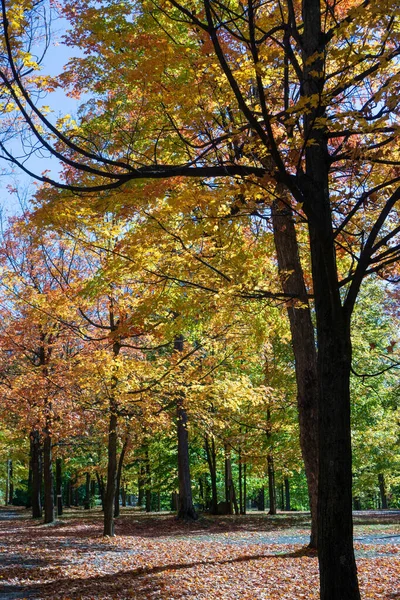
[1,0,400,596]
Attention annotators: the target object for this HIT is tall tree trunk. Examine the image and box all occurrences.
[43,426,54,523]
[284,478,291,511]
[56,458,63,516]
[205,435,218,514]
[272,197,318,546]
[302,1,360,596]
[29,429,42,519]
[378,474,388,509]
[175,336,197,520]
[267,454,277,515]
[114,437,128,518]
[103,410,118,536]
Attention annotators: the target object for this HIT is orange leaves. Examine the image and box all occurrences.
[0,510,398,599]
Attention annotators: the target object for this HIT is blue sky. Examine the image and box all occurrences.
[0,15,84,217]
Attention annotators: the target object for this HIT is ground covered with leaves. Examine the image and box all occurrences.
[0,508,398,599]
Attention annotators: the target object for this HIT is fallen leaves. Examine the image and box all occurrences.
[0,508,398,599]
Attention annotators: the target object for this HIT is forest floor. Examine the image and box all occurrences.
[0,507,399,599]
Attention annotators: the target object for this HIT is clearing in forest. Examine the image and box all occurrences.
[0,508,399,599]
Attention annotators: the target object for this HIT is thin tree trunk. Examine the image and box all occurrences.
[138,464,145,507]
[238,446,243,514]
[267,454,277,515]
[66,479,71,508]
[43,425,54,523]
[284,478,290,511]
[26,459,32,510]
[145,449,151,512]
[8,460,13,505]
[114,437,128,518]
[96,472,104,511]
[56,458,63,516]
[84,472,91,510]
[378,474,388,509]
[5,461,9,507]
[243,461,247,515]
[258,486,265,511]
[224,445,233,515]
[103,410,118,535]
[175,336,197,521]
[205,435,218,514]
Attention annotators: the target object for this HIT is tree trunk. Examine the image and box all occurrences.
[84,472,91,510]
[258,486,265,511]
[66,479,72,508]
[26,459,32,509]
[378,474,388,509]
[43,427,54,523]
[145,449,152,512]
[175,336,197,520]
[284,478,290,511]
[96,472,105,511]
[56,458,63,516]
[267,454,277,515]
[243,460,247,515]
[205,435,218,514]
[5,461,8,507]
[121,483,127,507]
[103,410,118,536]
[224,446,233,515]
[138,464,145,507]
[238,446,243,514]
[301,0,360,595]
[272,197,318,546]
[8,460,13,505]
[115,437,128,518]
[177,400,197,519]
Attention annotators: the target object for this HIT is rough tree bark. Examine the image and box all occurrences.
[302,0,360,595]
[272,198,318,546]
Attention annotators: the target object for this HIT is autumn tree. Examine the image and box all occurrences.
[0,0,400,597]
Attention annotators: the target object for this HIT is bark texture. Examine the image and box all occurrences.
[272,198,318,546]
